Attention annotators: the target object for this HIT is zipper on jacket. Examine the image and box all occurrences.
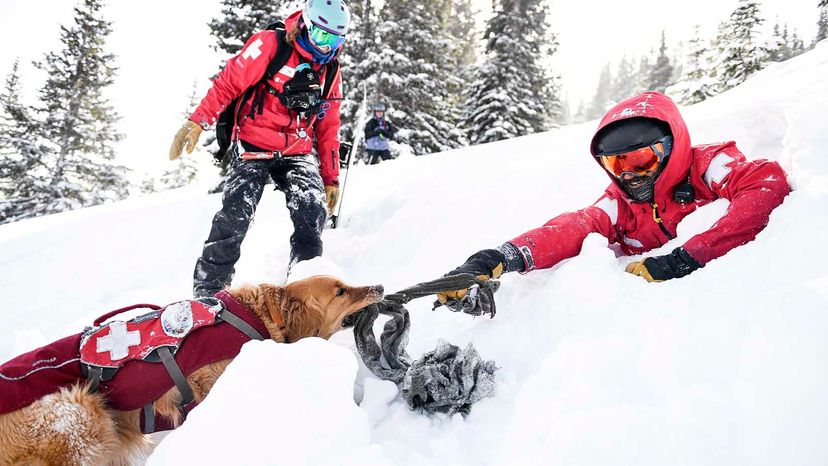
[651,202,675,240]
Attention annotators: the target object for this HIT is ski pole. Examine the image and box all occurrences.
[331,85,368,229]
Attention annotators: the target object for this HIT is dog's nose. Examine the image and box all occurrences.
[370,285,384,298]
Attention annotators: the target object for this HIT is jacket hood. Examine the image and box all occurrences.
[589,92,692,201]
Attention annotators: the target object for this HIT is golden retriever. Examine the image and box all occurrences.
[0,275,383,465]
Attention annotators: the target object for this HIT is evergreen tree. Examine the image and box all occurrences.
[633,54,651,94]
[817,7,828,43]
[821,0,828,9]
[462,0,560,145]
[25,0,128,220]
[717,0,767,92]
[675,24,718,104]
[0,61,53,224]
[612,55,636,103]
[648,30,675,93]
[767,22,791,62]
[585,63,614,120]
[375,0,466,153]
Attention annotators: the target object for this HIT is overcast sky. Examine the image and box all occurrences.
[0,0,820,175]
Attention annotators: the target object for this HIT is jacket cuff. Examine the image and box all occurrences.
[498,242,533,274]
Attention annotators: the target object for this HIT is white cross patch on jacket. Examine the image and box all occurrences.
[96,321,141,361]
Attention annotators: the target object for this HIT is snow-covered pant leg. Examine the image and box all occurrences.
[193,154,271,298]
[270,155,327,264]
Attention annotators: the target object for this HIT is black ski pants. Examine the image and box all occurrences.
[193,144,327,298]
[367,149,392,165]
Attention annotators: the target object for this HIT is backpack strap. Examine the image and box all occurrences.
[321,58,340,100]
[250,28,293,119]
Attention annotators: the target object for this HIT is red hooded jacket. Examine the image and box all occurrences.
[509,92,791,271]
[190,11,342,186]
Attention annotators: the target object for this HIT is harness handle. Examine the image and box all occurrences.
[93,303,163,326]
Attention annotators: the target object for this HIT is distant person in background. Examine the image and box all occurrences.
[363,103,398,165]
[435,92,791,314]
[168,0,350,297]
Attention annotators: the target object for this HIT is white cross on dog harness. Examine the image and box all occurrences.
[96,321,141,361]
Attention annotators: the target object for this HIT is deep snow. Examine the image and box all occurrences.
[1,42,828,465]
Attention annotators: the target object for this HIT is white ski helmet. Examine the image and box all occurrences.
[302,0,351,35]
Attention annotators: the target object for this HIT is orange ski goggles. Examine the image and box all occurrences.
[599,136,673,178]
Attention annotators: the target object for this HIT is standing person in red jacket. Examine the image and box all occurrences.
[168,0,350,298]
[437,92,791,313]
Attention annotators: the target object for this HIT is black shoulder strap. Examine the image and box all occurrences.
[322,58,340,100]
[249,26,293,118]
[263,26,293,81]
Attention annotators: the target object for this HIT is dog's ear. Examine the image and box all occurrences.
[281,290,324,342]
[257,284,286,326]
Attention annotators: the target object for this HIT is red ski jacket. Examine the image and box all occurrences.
[190,11,342,186]
[0,292,268,432]
[509,92,791,271]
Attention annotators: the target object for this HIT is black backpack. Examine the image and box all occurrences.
[214,21,340,161]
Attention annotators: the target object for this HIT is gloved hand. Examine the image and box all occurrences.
[169,121,203,160]
[435,244,527,316]
[625,247,703,282]
[437,250,505,304]
[325,185,340,214]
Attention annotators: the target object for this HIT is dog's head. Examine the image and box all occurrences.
[254,276,384,342]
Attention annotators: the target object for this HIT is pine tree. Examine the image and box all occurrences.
[462,0,560,145]
[767,22,791,62]
[789,29,806,57]
[648,30,675,93]
[675,24,718,104]
[585,63,614,120]
[612,55,636,103]
[717,0,767,92]
[27,0,128,219]
[375,0,467,153]
[817,7,828,43]
[0,61,53,224]
[633,54,651,94]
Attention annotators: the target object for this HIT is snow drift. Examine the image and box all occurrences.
[2,42,828,466]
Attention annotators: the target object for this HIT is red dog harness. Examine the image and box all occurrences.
[0,291,269,433]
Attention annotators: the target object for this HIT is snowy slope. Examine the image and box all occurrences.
[3,42,828,465]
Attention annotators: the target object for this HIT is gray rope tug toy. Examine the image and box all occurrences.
[345,274,500,415]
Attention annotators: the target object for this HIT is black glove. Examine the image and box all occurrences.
[626,247,703,282]
[339,142,353,167]
[436,243,524,315]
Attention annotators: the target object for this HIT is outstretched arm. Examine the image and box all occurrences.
[509,197,620,272]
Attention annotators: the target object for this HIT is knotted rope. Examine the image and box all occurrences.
[347,274,499,415]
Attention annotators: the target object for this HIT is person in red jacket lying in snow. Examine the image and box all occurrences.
[437,92,791,313]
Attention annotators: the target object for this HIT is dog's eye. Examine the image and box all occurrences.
[336,287,346,297]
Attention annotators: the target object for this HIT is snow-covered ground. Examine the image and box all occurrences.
[2,43,828,465]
